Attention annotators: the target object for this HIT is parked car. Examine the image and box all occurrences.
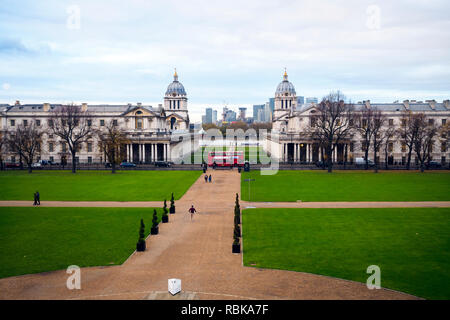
[426,161,442,169]
[5,162,20,168]
[32,159,54,167]
[104,163,112,168]
[120,162,136,168]
[355,157,375,167]
[155,161,173,167]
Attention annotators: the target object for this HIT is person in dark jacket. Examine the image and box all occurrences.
[208,175,212,183]
[33,192,37,206]
[36,191,40,205]
[204,174,208,182]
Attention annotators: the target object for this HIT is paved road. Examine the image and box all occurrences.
[0,171,421,300]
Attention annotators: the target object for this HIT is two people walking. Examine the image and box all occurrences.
[204,174,212,183]
[33,191,40,206]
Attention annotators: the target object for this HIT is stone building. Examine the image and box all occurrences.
[268,70,449,165]
[0,71,193,164]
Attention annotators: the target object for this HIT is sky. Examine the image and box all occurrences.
[0,0,449,122]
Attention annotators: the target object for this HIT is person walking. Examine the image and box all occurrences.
[188,205,196,221]
[204,174,208,183]
[36,191,40,205]
[33,192,37,206]
[208,174,212,183]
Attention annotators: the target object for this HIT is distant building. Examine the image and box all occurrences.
[306,97,318,104]
[253,104,265,122]
[239,107,247,121]
[212,110,217,124]
[297,96,305,105]
[224,109,237,122]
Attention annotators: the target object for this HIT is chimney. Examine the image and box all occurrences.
[426,100,436,110]
[443,100,449,109]
[365,100,371,109]
[43,103,50,112]
[403,100,410,110]
[15,100,20,106]
[81,103,88,112]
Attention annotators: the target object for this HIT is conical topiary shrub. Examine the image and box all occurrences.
[136,219,146,251]
[169,193,176,214]
[151,209,159,235]
[162,199,169,223]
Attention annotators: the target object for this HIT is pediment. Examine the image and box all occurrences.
[122,106,156,117]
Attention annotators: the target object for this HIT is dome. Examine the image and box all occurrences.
[275,70,296,95]
[165,69,186,96]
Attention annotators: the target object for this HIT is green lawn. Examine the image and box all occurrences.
[0,170,201,201]
[0,206,164,278]
[241,171,450,202]
[242,208,450,300]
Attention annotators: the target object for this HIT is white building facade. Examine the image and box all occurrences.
[0,71,194,164]
[268,71,449,165]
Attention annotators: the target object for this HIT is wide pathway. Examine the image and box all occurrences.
[0,171,422,300]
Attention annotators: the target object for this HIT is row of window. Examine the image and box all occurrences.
[47,142,94,153]
[8,119,119,127]
[355,141,447,153]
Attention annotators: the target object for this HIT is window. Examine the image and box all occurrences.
[401,119,406,127]
[87,119,92,126]
[349,119,354,126]
[362,119,367,127]
[49,143,54,152]
[36,120,41,126]
[50,156,54,162]
[401,143,406,153]
[48,134,53,139]
[443,119,447,125]
[87,143,92,153]
[113,119,118,126]
[88,157,92,164]
[441,142,447,153]
[11,156,16,163]
[136,118,143,129]
[389,119,394,126]
[48,120,53,127]
[23,120,28,126]
[10,120,15,126]
[349,143,354,152]
[428,119,434,126]
[430,142,433,153]
[388,142,393,152]
[100,120,105,126]
[62,143,67,153]
[361,141,368,151]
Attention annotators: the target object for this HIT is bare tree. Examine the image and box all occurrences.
[414,115,439,172]
[308,91,355,173]
[382,126,396,170]
[354,107,377,170]
[0,131,6,170]
[371,109,387,173]
[97,120,129,173]
[6,122,43,173]
[397,110,421,170]
[49,104,93,173]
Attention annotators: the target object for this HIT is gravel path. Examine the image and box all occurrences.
[0,171,423,300]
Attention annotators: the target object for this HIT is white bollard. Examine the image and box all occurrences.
[168,278,181,295]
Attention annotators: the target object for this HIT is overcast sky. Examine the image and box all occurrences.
[0,0,449,122]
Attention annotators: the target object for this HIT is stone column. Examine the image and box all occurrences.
[130,144,134,163]
[143,144,146,163]
[306,144,309,163]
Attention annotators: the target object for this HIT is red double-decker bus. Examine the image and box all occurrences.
[208,151,244,167]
